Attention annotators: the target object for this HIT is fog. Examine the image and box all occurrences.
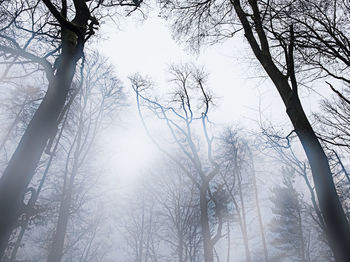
[0,1,349,262]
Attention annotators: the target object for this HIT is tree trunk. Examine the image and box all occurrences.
[287,97,350,261]
[226,221,230,262]
[263,55,350,262]
[223,177,250,262]
[237,173,252,262]
[47,136,80,262]
[251,156,269,262]
[47,100,85,262]
[296,205,306,262]
[200,182,214,262]
[178,235,184,262]
[9,223,26,262]
[10,113,67,261]
[47,171,74,262]
[231,2,350,260]
[0,32,81,258]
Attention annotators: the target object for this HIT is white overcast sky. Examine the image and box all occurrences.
[93,9,328,187]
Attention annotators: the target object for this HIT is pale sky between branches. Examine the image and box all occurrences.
[95,9,327,186]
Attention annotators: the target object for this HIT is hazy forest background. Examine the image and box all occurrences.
[0,0,350,261]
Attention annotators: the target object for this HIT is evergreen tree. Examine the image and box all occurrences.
[269,167,306,262]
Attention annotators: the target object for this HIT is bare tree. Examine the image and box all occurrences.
[120,181,162,262]
[219,127,269,262]
[260,1,350,93]
[119,158,203,262]
[151,162,202,262]
[159,1,350,260]
[314,95,350,197]
[46,52,123,262]
[132,64,224,262]
[219,129,252,262]
[0,51,123,262]
[258,123,335,261]
[247,149,269,262]
[0,0,142,254]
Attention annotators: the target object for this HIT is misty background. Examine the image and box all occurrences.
[0,1,349,262]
